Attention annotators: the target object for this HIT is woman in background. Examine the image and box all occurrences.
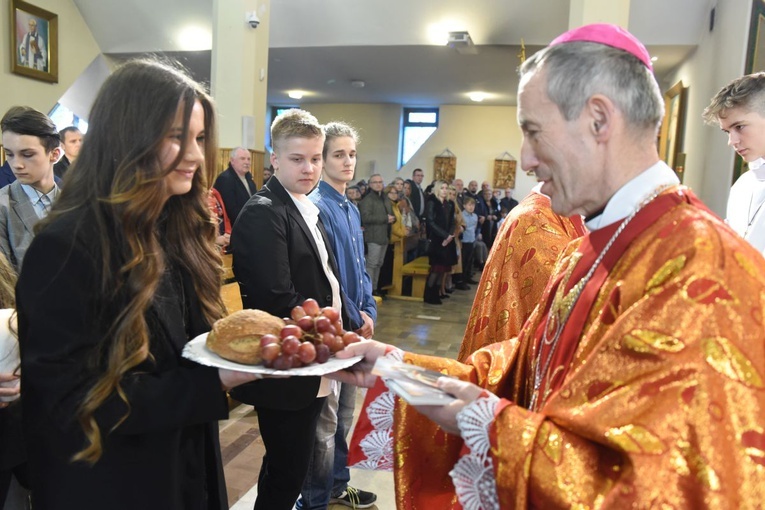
[446,185,467,293]
[17,60,259,510]
[378,184,406,293]
[423,180,456,304]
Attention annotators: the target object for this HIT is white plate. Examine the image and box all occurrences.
[182,333,363,376]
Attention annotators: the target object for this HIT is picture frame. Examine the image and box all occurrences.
[658,80,687,183]
[9,0,58,83]
[735,0,765,183]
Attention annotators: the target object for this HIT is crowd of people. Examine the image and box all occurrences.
[0,20,764,510]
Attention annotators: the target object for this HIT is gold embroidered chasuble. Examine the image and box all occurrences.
[458,191,585,362]
[385,188,765,508]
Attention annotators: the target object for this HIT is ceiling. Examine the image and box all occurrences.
[73,0,712,106]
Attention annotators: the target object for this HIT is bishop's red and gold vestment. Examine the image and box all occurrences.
[349,184,765,509]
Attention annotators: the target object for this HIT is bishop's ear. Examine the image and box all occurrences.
[586,94,614,139]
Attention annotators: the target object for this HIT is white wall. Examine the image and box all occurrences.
[302,103,400,182]
[302,102,537,197]
[0,0,101,114]
[401,104,537,197]
[663,0,751,216]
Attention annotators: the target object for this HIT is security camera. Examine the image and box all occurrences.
[247,12,260,28]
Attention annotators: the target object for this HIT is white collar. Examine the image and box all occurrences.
[289,192,320,221]
[748,158,765,181]
[585,161,680,231]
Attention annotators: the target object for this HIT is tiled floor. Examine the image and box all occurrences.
[220,276,478,509]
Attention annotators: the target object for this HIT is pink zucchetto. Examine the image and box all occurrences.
[550,23,653,71]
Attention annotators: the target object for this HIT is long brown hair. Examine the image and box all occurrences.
[39,59,225,464]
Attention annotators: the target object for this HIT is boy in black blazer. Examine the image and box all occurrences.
[231,109,345,510]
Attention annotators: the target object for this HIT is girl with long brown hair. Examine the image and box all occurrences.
[16,60,258,510]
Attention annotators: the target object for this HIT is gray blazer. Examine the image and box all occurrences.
[0,181,42,272]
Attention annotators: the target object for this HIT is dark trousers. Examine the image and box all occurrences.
[254,397,326,510]
[378,244,394,291]
[461,242,475,280]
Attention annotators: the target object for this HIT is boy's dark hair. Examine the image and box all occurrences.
[1,106,60,153]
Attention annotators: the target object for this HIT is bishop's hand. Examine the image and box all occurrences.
[414,378,485,435]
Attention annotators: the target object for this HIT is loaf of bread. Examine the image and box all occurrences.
[206,309,285,364]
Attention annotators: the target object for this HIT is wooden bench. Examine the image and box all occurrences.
[387,236,430,301]
[401,256,430,300]
[221,281,243,313]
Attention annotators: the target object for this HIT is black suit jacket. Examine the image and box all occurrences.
[500,197,519,212]
[17,210,229,510]
[406,179,426,219]
[230,176,345,410]
[53,155,71,179]
[213,166,257,224]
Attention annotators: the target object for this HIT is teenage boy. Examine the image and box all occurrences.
[296,122,377,510]
[230,109,343,510]
[703,72,765,254]
[0,106,61,272]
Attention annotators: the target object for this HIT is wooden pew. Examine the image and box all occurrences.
[387,235,429,301]
[221,281,243,313]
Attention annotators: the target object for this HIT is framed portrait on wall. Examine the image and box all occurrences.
[735,0,765,183]
[9,0,58,83]
[658,80,687,183]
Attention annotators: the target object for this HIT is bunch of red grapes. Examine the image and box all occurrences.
[260,299,362,370]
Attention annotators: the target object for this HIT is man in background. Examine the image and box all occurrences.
[406,168,426,220]
[500,186,519,213]
[476,186,500,248]
[213,147,257,224]
[465,179,479,200]
[53,126,82,179]
[358,173,393,296]
[703,72,765,255]
[453,178,466,208]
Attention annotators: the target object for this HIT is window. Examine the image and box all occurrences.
[267,106,298,151]
[48,103,88,134]
[271,106,296,121]
[400,107,438,167]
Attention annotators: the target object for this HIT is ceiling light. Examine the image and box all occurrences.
[651,56,659,62]
[468,92,488,102]
[350,80,365,88]
[177,25,212,51]
[288,90,305,99]
[427,20,462,45]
